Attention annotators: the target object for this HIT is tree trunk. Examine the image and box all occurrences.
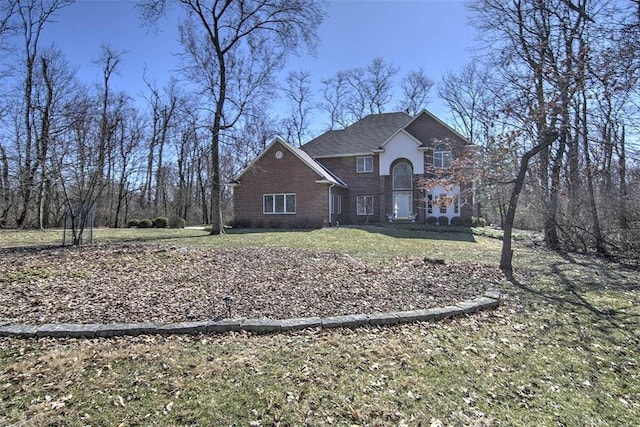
[501,131,557,277]
[618,125,628,249]
[0,145,11,227]
[580,93,605,254]
[209,129,222,234]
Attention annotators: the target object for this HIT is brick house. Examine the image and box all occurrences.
[229,110,475,228]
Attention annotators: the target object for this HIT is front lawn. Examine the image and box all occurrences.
[0,227,638,425]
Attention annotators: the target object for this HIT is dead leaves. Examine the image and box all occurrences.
[0,244,502,324]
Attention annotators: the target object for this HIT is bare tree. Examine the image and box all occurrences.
[53,46,123,245]
[439,61,493,146]
[321,57,398,128]
[438,60,523,226]
[0,2,17,227]
[500,129,557,277]
[172,107,200,223]
[281,69,314,146]
[112,105,145,228]
[14,0,73,227]
[34,46,76,229]
[397,67,433,116]
[360,57,398,115]
[139,0,325,234]
[143,77,179,215]
[468,0,583,274]
[0,144,10,227]
[321,71,350,129]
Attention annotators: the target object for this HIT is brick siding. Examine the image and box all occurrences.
[233,141,330,228]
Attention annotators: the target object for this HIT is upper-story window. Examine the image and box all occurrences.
[392,162,413,190]
[356,156,373,173]
[433,143,452,168]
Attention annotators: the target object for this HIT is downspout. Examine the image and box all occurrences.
[328,184,334,226]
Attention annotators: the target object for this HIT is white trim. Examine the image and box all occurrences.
[356,195,374,216]
[312,152,374,159]
[379,128,424,149]
[263,193,296,215]
[356,156,374,173]
[433,143,452,169]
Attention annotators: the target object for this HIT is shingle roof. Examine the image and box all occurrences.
[300,112,413,158]
[288,142,347,187]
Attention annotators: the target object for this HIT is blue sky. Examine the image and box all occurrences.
[42,0,475,128]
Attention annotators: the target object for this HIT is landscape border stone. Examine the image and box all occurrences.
[205,319,242,333]
[368,312,401,326]
[0,289,501,339]
[322,313,370,328]
[279,316,323,331]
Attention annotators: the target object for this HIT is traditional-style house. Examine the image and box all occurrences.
[228,110,475,228]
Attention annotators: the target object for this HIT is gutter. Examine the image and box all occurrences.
[328,184,334,226]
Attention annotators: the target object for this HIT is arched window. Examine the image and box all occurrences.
[393,162,413,190]
[433,143,452,168]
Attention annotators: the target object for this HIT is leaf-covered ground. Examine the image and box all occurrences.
[0,229,638,425]
[0,244,503,324]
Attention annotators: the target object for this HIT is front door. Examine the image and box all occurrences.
[393,193,411,219]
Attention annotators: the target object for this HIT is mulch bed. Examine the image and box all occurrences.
[0,244,504,324]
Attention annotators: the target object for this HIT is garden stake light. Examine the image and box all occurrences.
[222,295,234,318]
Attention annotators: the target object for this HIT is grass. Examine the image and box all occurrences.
[0,226,500,264]
[0,227,638,426]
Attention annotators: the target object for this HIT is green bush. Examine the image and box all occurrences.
[153,216,169,228]
[472,216,487,227]
[438,216,450,226]
[138,219,153,228]
[127,219,140,228]
[169,216,186,229]
[426,216,438,225]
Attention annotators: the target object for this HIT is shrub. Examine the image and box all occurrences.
[426,216,438,225]
[169,216,186,229]
[231,218,252,228]
[138,219,153,228]
[153,216,169,228]
[450,216,464,227]
[127,219,140,228]
[450,216,473,227]
[438,216,449,226]
[472,216,487,227]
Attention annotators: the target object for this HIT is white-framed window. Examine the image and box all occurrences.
[330,193,342,214]
[392,162,413,190]
[439,194,447,214]
[263,194,296,214]
[454,195,459,214]
[433,143,452,168]
[427,194,433,214]
[356,195,374,216]
[356,156,373,173]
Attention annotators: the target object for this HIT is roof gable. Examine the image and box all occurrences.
[378,128,424,150]
[232,137,346,188]
[403,109,471,147]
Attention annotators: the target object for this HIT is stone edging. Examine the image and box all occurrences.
[0,289,501,339]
